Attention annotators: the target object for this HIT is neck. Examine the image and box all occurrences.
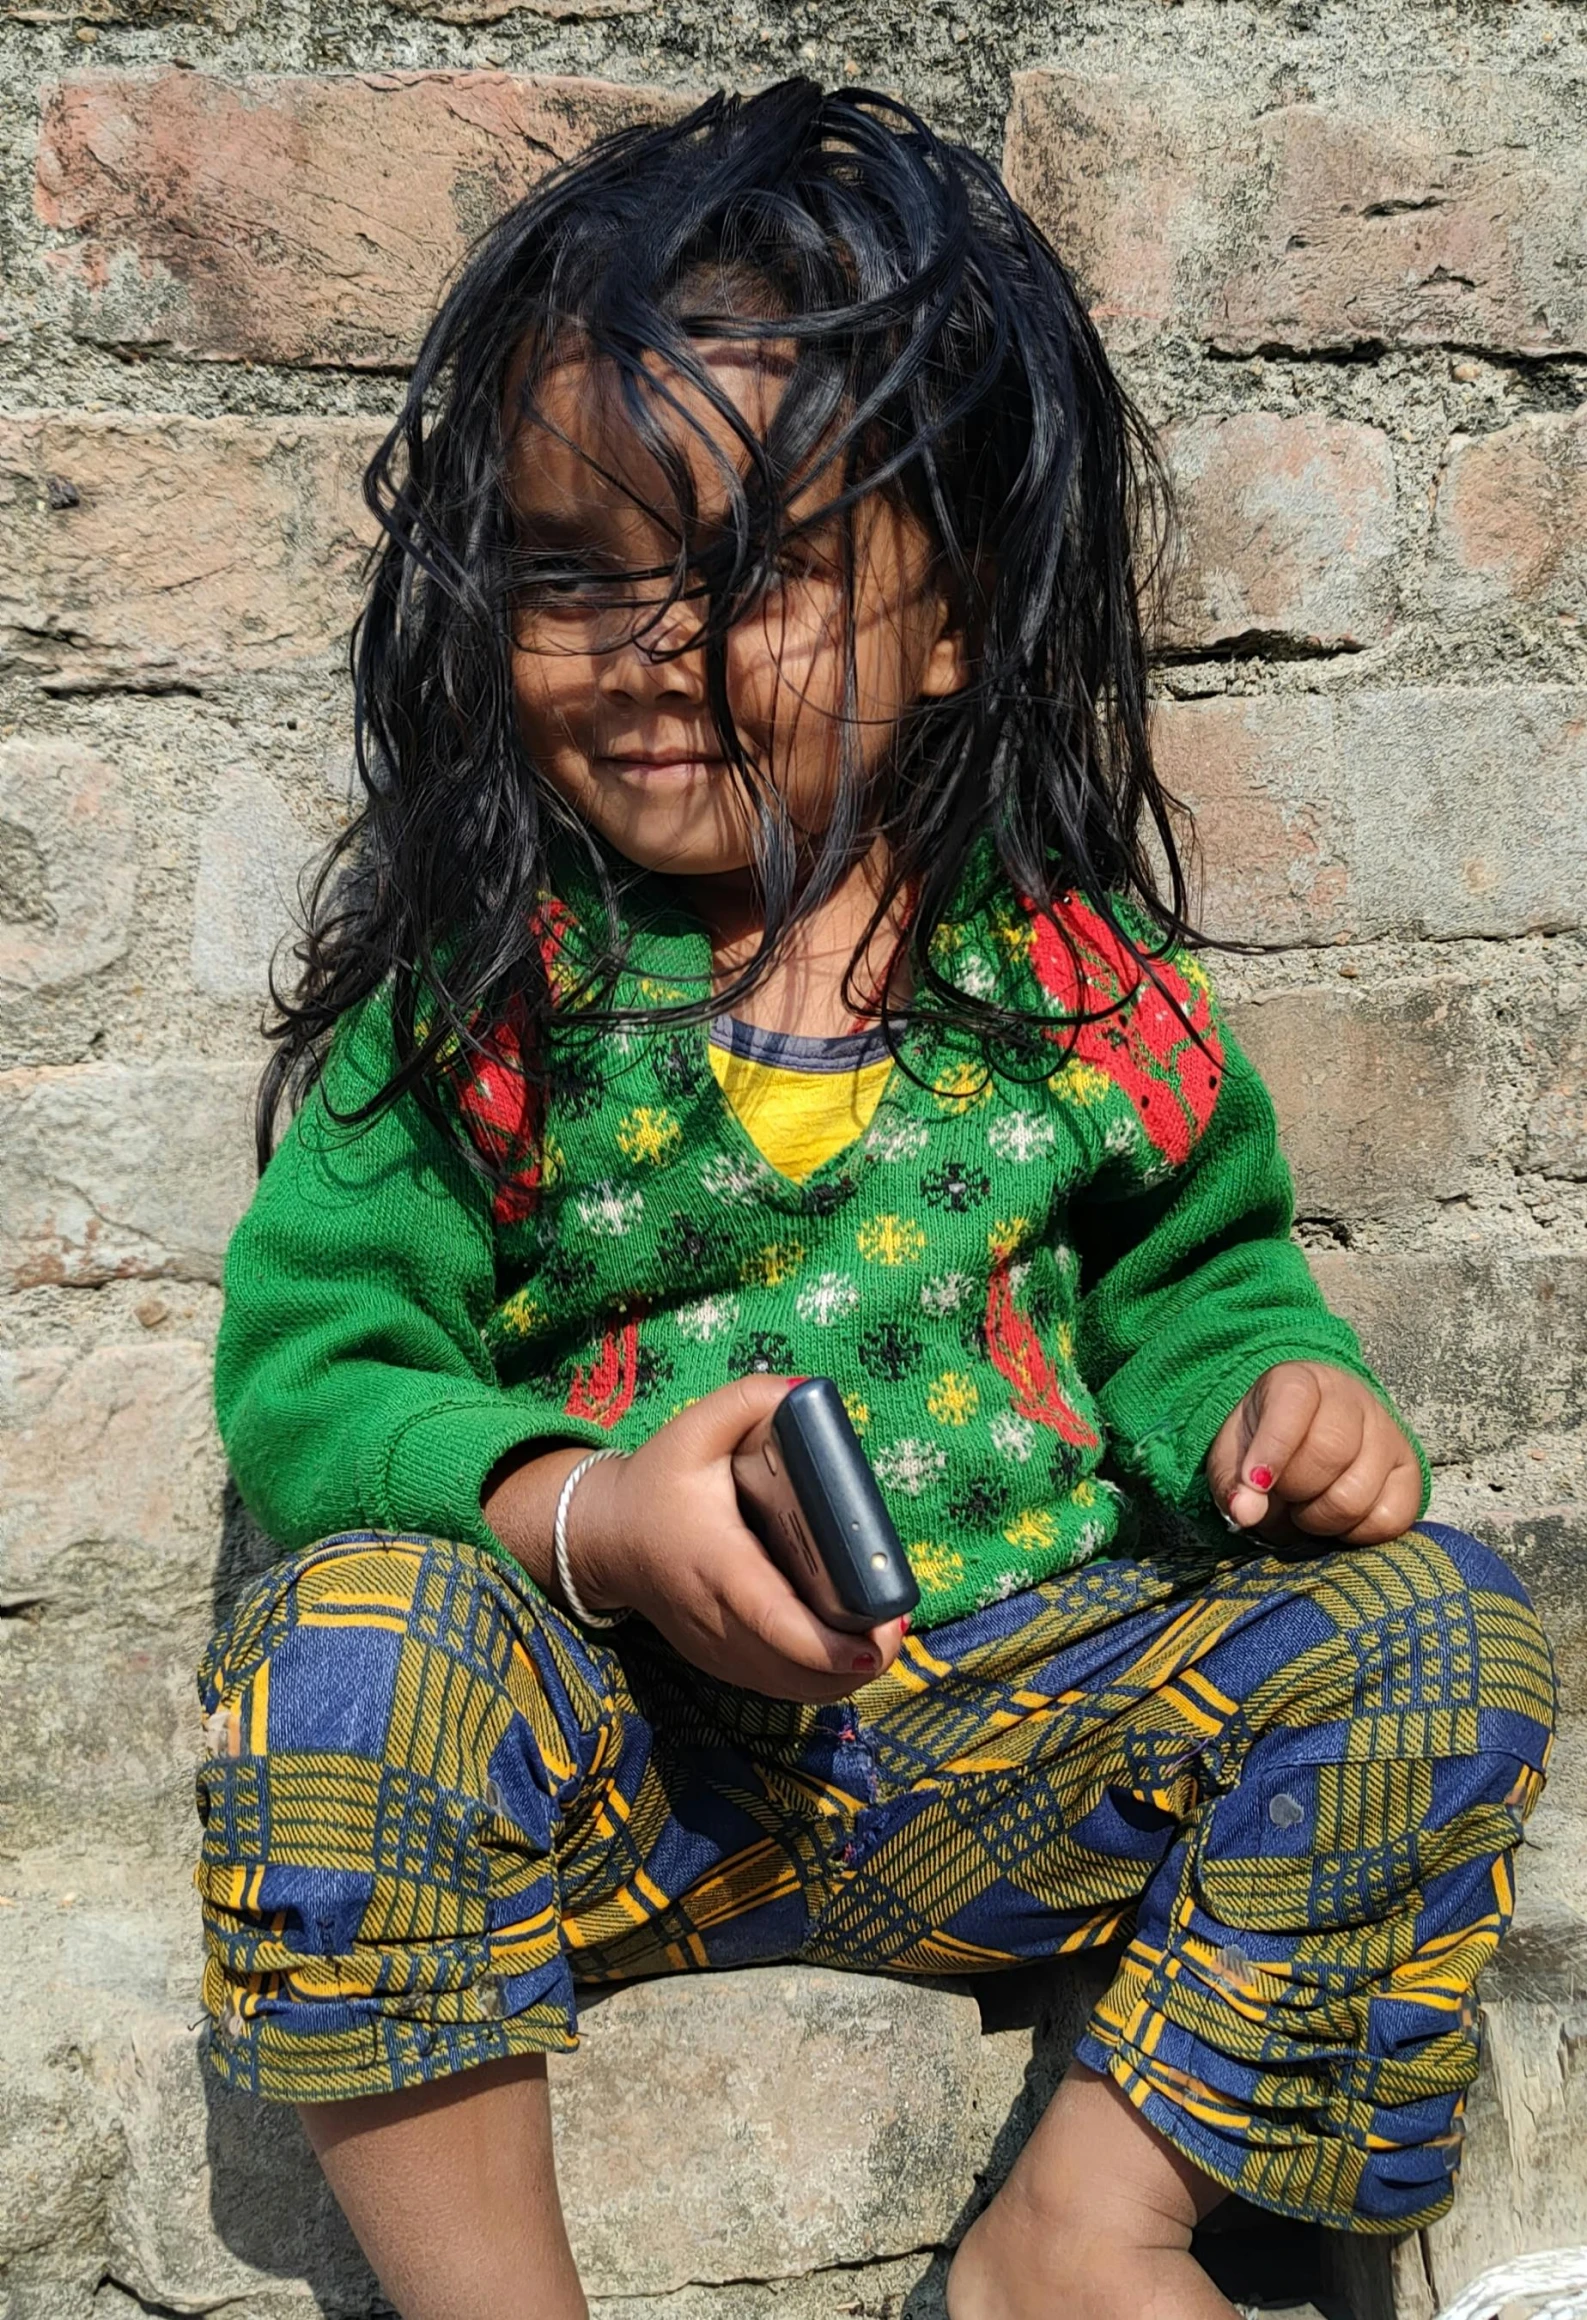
[681,838,909,1039]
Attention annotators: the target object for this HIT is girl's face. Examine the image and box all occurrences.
[507,346,968,884]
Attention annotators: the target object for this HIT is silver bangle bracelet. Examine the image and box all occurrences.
[552,1448,627,1628]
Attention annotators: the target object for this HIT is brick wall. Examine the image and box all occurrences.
[2,0,1584,1886]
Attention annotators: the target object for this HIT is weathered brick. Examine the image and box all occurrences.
[189,764,320,1002]
[1307,1251,1587,1462]
[1005,72,1587,358]
[1164,415,1397,653]
[1156,688,1587,946]
[36,71,684,368]
[1429,409,1587,621]
[0,1062,257,1290]
[0,1342,225,1856]
[0,737,135,996]
[0,415,378,691]
[1226,982,1490,1222]
[1523,994,1587,1181]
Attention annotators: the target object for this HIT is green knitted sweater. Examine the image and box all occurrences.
[215,862,1425,1628]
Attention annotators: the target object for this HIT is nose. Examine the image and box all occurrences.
[598,592,707,707]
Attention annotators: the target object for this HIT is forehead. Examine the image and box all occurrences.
[506,342,795,528]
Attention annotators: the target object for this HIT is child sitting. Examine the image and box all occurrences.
[198,80,1555,2320]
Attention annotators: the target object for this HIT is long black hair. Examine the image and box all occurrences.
[258,77,1190,1169]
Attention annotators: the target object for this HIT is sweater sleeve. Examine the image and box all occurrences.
[215,986,585,1557]
[1072,1021,1431,1525]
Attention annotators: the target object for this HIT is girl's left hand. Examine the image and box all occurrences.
[1205,1362,1423,1545]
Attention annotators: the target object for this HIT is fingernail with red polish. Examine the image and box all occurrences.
[1248,1466,1274,1491]
[900,1617,912,1636]
[852,1653,879,1674]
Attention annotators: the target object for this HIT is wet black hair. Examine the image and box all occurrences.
[258,76,1191,1168]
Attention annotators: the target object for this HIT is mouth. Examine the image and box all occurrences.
[595,753,729,781]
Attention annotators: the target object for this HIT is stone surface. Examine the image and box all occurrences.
[0,415,379,692]
[189,763,322,1002]
[548,1969,987,2295]
[1523,990,1587,1180]
[0,1061,257,1289]
[1307,1252,1587,1464]
[1226,981,1490,1223]
[0,737,135,997]
[1005,71,1587,358]
[36,70,687,367]
[1430,408,1587,622]
[1156,688,1587,945]
[0,1341,226,1857]
[1163,414,1397,651]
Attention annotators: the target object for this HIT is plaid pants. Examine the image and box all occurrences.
[195,1521,1553,2231]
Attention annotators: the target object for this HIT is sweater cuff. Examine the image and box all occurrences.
[365,1396,609,1557]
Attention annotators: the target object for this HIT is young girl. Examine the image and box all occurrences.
[200,81,1554,2320]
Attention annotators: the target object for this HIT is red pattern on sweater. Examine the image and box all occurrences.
[1029,897,1222,1167]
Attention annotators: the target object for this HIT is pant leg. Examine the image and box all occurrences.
[799,1525,1553,2234]
[195,1531,835,2103]
[1072,1524,1556,2232]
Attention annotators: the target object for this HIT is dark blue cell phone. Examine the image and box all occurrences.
[731,1377,919,1634]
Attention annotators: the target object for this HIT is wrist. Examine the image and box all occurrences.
[557,1449,631,1618]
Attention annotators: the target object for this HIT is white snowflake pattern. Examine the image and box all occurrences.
[1072,1518,1110,1563]
[674,1293,739,1342]
[1051,1240,1079,1281]
[1006,1258,1032,1298]
[919,1269,975,1316]
[974,1568,1027,1609]
[574,1180,644,1237]
[1104,1113,1143,1160]
[699,1152,773,1204]
[956,951,997,999]
[795,1271,860,1326]
[872,1437,948,1495]
[990,1410,1037,1464]
[988,1112,1056,1164]
[866,1115,929,1163]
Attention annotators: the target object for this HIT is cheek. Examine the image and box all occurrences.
[511,637,594,749]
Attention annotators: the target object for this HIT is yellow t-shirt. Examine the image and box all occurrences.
[706,1016,894,1183]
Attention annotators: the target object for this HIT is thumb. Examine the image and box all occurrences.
[670,1371,802,1461]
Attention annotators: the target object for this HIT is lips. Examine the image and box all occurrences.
[597,753,727,776]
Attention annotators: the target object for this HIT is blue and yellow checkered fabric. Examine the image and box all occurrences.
[195,1522,1553,2233]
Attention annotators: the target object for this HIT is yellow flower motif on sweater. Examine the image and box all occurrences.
[740,1239,805,1289]
[986,904,1033,961]
[493,1287,546,1340]
[856,1213,927,1266]
[932,1060,991,1111]
[1004,1508,1058,1554]
[842,1393,871,1435]
[1051,1059,1113,1107]
[987,1216,1030,1264]
[1056,1320,1075,1361]
[926,1371,979,1427]
[909,1541,966,1596]
[1072,1478,1097,1508]
[616,1105,682,1166]
[541,1133,565,1186]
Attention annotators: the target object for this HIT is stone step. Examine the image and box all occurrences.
[1,1725,1580,2320]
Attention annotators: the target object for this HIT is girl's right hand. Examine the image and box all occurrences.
[565,1376,907,1702]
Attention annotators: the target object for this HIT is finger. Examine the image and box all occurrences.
[719,1548,888,1690]
[1204,1401,1257,1525]
[1292,1447,1423,1546]
[1222,1365,1325,1530]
